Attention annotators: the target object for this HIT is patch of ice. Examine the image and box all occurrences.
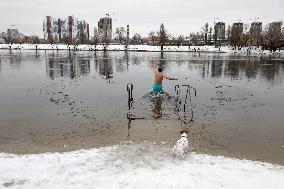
[0,144,283,189]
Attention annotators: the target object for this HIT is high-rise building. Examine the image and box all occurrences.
[269,22,282,33]
[232,22,244,34]
[250,22,262,35]
[77,20,90,44]
[98,15,112,41]
[43,16,58,43]
[214,22,226,46]
[43,16,89,44]
[250,22,262,46]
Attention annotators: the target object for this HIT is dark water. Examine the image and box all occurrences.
[0,50,283,164]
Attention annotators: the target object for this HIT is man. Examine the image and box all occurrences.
[152,64,178,94]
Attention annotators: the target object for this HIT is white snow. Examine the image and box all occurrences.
[0,144,283,189]
[1,43,284,56]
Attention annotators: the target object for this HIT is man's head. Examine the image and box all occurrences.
[158,67,163,72]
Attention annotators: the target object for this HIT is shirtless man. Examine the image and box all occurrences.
[152,64,178,94]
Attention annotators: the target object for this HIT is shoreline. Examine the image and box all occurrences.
[1,44,283,56]
[1,143,283,189]
[0,139,283,167]
[0,121,283,166]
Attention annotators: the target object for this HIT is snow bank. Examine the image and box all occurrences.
[0,44,283,56]
[0,144,283,189]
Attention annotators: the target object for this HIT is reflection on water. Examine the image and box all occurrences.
[94,52,113,81]
[46,53,90,80]
[1,51,282,83]
[191,57,284,83]
[152,96,162,118]
[115,52,129,73]
[9,53,22,69]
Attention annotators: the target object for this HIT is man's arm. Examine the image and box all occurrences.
[163,74,178,80]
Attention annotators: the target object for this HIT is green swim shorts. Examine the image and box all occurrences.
[152,84,163,94]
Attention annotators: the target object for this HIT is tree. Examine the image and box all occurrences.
[177,35,185,46]
[92,27,100,45]
[148,31,156,44]
[159,23,168,50]
[30,35,40,44]
[209,27,213,44]
[229,24,243,48]
[249,24,263,47]
[282,26,284,47]
[226,25,231,46]
[189,32,203,45]
[114,27,126,44]
[202,23,209,44]
[239,24,250,48]
[97,28,110,46]
[263,22,283,51]
[131,33,142,44]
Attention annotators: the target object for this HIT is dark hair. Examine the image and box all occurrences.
[158,67,163,72]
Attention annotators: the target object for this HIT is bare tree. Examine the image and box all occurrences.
[202,23,209,44]
[189,32,203,45]
[177,35,185,46]
[226,25,231,46]
[148,31,156,44]
[92,27,100,45]
[209,27,212,44]
[263,22,283,51]
[229,24,243,48]
[4,29,20,44]
[114,27,126,44]
[131,33,142,44]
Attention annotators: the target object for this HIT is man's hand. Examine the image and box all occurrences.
[169,77,178,80]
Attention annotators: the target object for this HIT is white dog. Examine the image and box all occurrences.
[173,130,189,156]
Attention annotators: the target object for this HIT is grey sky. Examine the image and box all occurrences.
[0,0,283,38]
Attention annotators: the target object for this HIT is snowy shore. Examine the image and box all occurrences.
[0,144,283,189]
[0,44,283,56]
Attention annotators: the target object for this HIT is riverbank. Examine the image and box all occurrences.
[0,118,284,166]
[1,44,283,56]
[0,143,283,189]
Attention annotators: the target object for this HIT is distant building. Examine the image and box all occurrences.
[0,32,5,43]
[232,22,244,34]
[98,15,112,41]
[5,28,25,44]
[43,16,58,43]
[76,20,90,44]
[43,16,89,44]
[269,22,282,33]
[250,22,262,46]
[214,22,226,46]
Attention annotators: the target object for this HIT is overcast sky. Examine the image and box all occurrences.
[0,0,283,38]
